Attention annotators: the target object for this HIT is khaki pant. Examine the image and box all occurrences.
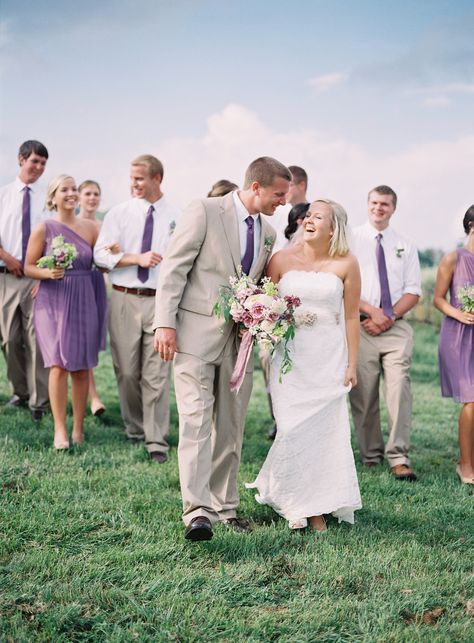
[109,289,171,454]
[0,273,48,410]
[174,334,253,526]
[349,320,414,467]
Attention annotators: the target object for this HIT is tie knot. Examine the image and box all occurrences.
[376,233,383,242]
[246,216,254,229]
[23,186,30,193]
[147,205,155,216]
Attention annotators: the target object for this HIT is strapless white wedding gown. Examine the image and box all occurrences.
[247,271,362,525]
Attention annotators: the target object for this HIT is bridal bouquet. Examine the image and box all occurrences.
[214,273,301,392]
[36,234,78,270]
[457,284,474,313]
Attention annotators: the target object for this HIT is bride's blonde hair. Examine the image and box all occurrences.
[312,198,350,257]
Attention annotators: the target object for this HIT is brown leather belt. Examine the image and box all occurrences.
[112,284,156,297]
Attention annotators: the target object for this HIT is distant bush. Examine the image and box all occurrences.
[409,267,443,328]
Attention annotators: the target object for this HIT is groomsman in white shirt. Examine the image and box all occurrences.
[94,155,180,462]
[0,140,49,421]
[349,185,422,481]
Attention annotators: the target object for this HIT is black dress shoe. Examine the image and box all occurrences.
[150,451,168,463]
[222,517,252,533]
[185,516,213,541]
[267,425,277,440]
[31,408,44,422]
[7,395,28,409]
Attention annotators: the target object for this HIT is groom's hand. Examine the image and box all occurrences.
[154,327,178,361]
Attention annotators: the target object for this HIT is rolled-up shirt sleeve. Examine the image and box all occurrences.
[402,244,422,297]
[93,208,124,270]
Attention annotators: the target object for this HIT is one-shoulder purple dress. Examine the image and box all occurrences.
[438,248,474,403]
[34,220,107,371]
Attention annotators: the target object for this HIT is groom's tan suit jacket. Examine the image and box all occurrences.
[154,192,276,356]
[154,191,276,524]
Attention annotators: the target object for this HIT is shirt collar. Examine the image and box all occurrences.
[233,190,259,224]
[14,176,39,193]
[136,195,166,213]
[364,221,395,241]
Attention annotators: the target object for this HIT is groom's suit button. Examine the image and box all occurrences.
[184,516,213,541]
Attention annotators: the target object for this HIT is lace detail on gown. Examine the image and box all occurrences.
[246,271,362,524]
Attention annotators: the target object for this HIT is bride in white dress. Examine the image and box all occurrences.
[247,199,362,531]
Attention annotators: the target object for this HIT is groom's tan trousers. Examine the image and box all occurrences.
[173,333,253,526]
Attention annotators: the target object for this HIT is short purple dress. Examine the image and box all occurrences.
[438,248,474,403]
[34,220,107,371]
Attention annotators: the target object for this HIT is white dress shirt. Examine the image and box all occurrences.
[233,191,261,270]
[352,222,422,307]
[94,196,180,288]
[0,177,47,266]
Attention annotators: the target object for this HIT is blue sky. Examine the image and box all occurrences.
[1,0,473,249]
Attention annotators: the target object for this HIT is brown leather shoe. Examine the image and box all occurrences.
[391,464,417,481]
[222,517,251,533]
[185,516,213,541]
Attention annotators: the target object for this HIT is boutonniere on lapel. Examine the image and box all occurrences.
[264,235,273,254]
[169,220,176,235]
[395,245,405,258]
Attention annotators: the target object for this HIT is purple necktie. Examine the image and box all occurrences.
[137,205,155,283]
[21,186,31,265]
[241,216,255,275]
[376,233,394,318]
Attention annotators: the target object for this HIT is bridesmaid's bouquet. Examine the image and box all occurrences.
[36,235,78,270]
[457,284,474,313]
[214,273,301,392]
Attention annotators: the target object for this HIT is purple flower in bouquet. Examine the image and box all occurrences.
[213,272,301,391]
[36,234,78,270]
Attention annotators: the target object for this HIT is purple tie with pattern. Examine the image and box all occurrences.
[22,186,31,265]
[376,233,394,318]
[137,205,155,283]
[241,216,255,275]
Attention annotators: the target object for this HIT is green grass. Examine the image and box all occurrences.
[0,322,473,642]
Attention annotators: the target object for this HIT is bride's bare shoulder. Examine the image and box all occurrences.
[266,246,302,280]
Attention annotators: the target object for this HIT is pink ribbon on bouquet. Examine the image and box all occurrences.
[229,330,254,393]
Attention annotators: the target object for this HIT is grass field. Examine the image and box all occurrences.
[0,322,473,642]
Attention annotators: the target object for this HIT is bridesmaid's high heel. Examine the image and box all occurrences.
[54,436,70,450]
[288,518,308,530]
[456,465,474,485]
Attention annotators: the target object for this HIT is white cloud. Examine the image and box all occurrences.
[33,103,472,251]
[414,82,474,96]
[423,95,451,107]
[308,72,348,91]
[156,104,473,250]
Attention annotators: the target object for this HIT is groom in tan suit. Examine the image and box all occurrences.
[154,157,291,540]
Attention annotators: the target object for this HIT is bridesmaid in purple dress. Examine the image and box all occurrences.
[25,175,105,450]
[434,206,474,484]
[78,180,109,417]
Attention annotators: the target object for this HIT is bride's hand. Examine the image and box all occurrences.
[344,365,357,388]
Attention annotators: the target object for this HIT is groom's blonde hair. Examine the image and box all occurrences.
[312,198,350,257]
[243,157,291,189]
